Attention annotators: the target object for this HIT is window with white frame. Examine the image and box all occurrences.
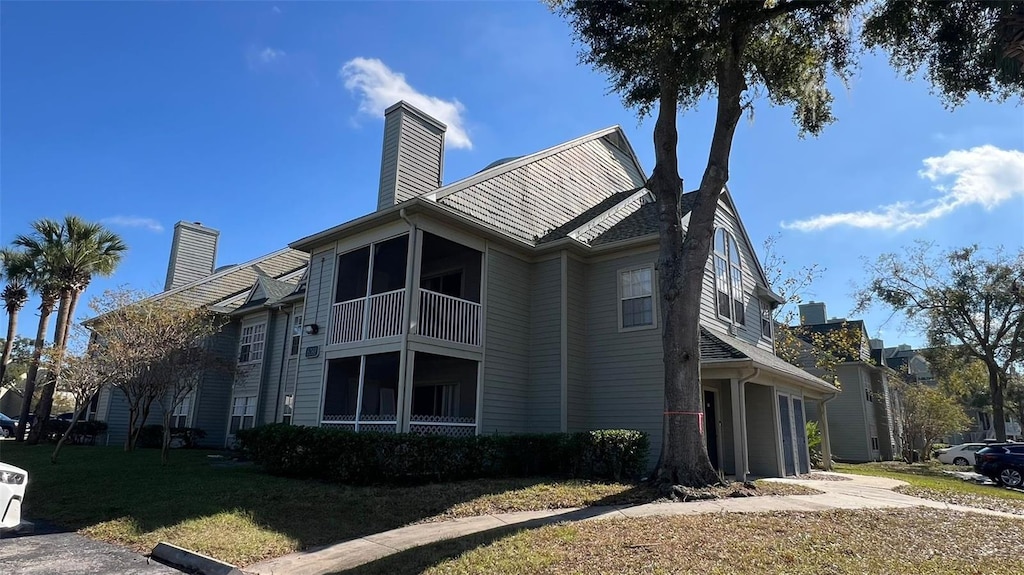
[713,228,745,325]
[230,396,256,433]
[171,394,192,428]
[282,394,294,425]
[759,300,772,340]
[619,267,654,329]
[239,323,266,363]
[290,314,302,356]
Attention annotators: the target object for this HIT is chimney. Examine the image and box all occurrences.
[377,101,446,211]
[869,338,884,350]
[798,301,827,326]
[164,221,219,291]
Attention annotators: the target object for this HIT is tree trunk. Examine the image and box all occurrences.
[161,410,172,465]
[51,402,88,464]
[651,36,748,488]
[16,295,55,442]
[27,290,72,445]
[0,305,20,384]
[988,361,1007,441]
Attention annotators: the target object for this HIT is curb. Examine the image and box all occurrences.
[151,541,245,575]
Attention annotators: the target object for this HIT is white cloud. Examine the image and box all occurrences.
[340,57,472,149]
[100,216,164,233]
[272,5,281,14]
[259,47,285,64]
[782,145,1024,232]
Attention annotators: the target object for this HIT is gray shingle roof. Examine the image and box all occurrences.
[536,187,644,244]
[592,191,698,246]
[262,277,297,303]
[700,327,747,360]
[701,327,838,392]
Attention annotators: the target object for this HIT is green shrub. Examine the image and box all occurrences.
[806,421,823,469]
[235,425,649,485]
[41,419,109,444]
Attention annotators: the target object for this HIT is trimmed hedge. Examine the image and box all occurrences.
[236,424,649,485]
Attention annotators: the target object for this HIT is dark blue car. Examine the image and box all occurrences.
[974,443,1024,488]
[0,413,15,438]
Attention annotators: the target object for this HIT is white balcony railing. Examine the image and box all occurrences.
[328,288,405,345]
[419,289,481,346]
[328,288,480,347]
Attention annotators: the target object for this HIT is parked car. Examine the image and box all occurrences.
[934,443,987,466]
[0,413,15,438]
[0,460,28,531]
[974,443,1024,487]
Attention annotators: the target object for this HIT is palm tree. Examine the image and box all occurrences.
[18,217,127,444]
[0,248,32,385]
[13,221,63,442]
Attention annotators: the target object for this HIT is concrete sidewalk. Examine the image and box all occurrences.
[244,473,1023,575]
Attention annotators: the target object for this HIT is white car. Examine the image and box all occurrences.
[0,461,28,531]
[935,443,987,466]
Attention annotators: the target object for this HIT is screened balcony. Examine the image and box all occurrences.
[327,231,483,347]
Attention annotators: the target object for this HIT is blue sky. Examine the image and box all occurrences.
[2,2,1022,348]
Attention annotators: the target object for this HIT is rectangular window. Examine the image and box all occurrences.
[871,437,879,451]
[282,394,293,425]
[171,395,192,429]
[731,265,744,326]
[230,396,256,433]
[620,267,654,329]
[865,388,873,402]
[290,314,302,356]
[760,301,772,340]
[714,255,731,319]
[239,323,266,364]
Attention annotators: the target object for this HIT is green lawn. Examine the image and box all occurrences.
[0,443,654,565]
[0,444,821,566]
[338,508,1024,575]
[835,461,1024,515]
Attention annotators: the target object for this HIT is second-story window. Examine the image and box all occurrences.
[714,228,745,326]
[620,266,655,330]
[290,314,302,356]
[239,323,266,364]
[760,300,772,340]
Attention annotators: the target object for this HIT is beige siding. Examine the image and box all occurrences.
[439,138,645,243]
[529,257,562,432]
[481,249,530,434]
[566,257,588,431]
[292,250,335,426]
[585,249,664,463]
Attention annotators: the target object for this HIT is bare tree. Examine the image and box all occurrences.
[86,288,226,460]
[50,341,106,463]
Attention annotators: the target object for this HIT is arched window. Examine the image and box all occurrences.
[713,228,745,325]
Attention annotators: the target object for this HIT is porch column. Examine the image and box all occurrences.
[396,228,421,432]
[730,378,748,481]
[819,400,833,471]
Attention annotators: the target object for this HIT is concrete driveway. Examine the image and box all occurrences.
[0,522,183,575]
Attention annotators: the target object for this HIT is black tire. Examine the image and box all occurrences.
[999,467,1023,488]
[953,457,969,466]
[0,427,10,438]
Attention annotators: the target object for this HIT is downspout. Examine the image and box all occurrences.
[397,208,418,432]
[734,368,759,482]
[272,306,292,424]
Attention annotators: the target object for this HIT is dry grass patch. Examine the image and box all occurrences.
[894,486,1024,515]
[410,509,1024,575]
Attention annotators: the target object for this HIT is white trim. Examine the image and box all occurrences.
[238,322,267,365]
[616,264,657,332]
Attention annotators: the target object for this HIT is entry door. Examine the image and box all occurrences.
[792,398,810,474]
[704,390,719,470]
[778,395,796,476]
